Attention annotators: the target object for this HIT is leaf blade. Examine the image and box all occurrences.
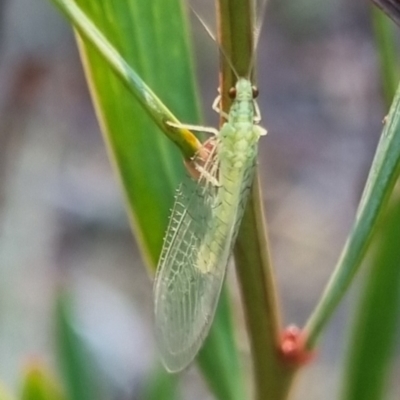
[341,197,400,400]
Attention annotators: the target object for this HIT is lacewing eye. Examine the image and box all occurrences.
[228,87,236,99]
[252,86,259,98]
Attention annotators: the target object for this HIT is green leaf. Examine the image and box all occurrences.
[47,1,244,398]
[305,79,400,348]
[69,0,198,267]
[340,6,400,400]
[341,196,400,400]
[55,291,99,400]
[21,361,66,400]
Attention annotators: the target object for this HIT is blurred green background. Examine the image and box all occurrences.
[0,0,399,399]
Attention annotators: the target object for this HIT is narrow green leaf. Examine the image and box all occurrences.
[48,1,244,398]
[21,361,66,400]
[66,0,198,266]
[341,7,400,398]
[305,80,400,348]
[55,291,98,400]
[341,196,400,400]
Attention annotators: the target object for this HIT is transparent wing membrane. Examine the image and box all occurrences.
[154,143,231,371]
[154,133,258,371]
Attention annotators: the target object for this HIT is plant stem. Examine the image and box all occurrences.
[234,173,296,400]
[217,0,297,398]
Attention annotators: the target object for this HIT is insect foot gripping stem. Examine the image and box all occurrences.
[279,325,315,366]
[184,138,219,185]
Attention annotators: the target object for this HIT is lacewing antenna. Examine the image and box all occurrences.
[248,0,269,77]
[190,0,269,80]
[190,6,240,79]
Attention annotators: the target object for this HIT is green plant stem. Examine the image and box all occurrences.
[304,80,400,349]
[217,0,297,398]
[49,0,200,158]
[234,173,296,400]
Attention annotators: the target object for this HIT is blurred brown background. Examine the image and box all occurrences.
[0,0,397,399]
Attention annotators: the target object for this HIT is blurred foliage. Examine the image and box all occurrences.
[0,0,400,399]
[56,292,99,400]
[342,192,400,400]
[341,8,400,400]
[372,7,399,104]
[21,362,66,400]
[140,368,178,400]
[373,0,400,27]
[0,384,14,400]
